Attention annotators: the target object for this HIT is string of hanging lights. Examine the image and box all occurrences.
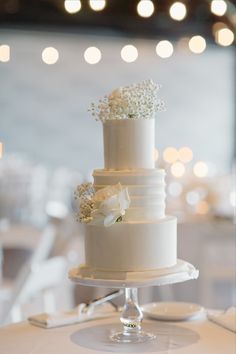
[0,0,235,64]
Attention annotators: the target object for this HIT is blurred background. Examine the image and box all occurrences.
[0,0,235,326]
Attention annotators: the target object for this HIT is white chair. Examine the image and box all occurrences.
[0,256,68,324]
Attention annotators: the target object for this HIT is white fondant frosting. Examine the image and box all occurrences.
[78,114,178,276]
[103,119,155,170]
[93,168,166,222]
[85,216,177,272]
[93,168,165,185]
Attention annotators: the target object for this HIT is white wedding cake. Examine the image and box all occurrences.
[75,80,177,280]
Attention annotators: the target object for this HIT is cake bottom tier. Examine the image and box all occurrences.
[84,216,177,273]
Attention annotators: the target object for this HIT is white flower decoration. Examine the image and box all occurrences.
[89,79,165,122]
[75,182,130,227]
[91,183,130,227]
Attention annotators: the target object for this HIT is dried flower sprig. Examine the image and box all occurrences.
[89,79,165,122]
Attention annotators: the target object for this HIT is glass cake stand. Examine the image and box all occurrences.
[69,259,199,344]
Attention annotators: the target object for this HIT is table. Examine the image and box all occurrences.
[0,314,235,354]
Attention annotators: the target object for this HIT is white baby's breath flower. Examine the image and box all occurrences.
[89,79,165,122]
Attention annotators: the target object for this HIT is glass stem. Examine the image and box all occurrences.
[120,287,143,336]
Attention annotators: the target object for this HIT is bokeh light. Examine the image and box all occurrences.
[168,182,183,197]
[42,47,59,65]
[89,0,106,11]
[121,45,138,63]
[137,0,155,18]
[229,191,236,208]
[169,2,187,21]
[163,147,179,163]
[0,45,10,62]
[0,142,3,158]
[186,191,200,205]
[64,0,81,14]
[84,47,102,64]
[156,40,174,58]
[171,162,185,178]
[154,148,159,162]
[189,36,206,54]
[211,0,227,16]
[196,201,210,214]
[212,21,226,35]
[215,28,234,46]
[178,147,193,163]
[193,161,208,178]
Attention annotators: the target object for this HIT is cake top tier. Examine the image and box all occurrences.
[90,79,165,170]
[103,119,156,170]
[90,79,165,122]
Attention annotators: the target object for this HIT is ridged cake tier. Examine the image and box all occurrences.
[93,169,166,221]
[84,216,177,272]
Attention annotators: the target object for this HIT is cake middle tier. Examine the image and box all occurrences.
[93,168,166,221]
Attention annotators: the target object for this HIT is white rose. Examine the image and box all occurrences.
[91,184,130,227]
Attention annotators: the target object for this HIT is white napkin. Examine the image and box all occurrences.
[208,307,236,333]
[28,303,117,329]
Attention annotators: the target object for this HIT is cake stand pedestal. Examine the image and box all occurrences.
[69,259,199,344]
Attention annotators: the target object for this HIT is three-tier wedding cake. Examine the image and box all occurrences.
[75,80,177,280]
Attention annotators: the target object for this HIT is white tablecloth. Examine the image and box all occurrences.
[0,314,235,354]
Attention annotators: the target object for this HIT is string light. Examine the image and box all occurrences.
[178,147,193,163]
[189,36,206,54]
[84,47,102,64]
[121,45,138,63]
[137,0,155,18]
[0,45,10,62]
[156,40,174,58]
[215,28,234,46]
[211,0,227,17]
[42,47,59,65]
[193,161,208,178]
[169,2,187,21]
[89,0,106,12]
[0,142,3,158]
[171,162,185,178]
[64,0,81,14]
[163,147,179,163]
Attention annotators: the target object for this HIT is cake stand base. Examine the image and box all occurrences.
[69,260,199,344]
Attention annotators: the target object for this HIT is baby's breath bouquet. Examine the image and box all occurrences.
[90,79,165,122]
